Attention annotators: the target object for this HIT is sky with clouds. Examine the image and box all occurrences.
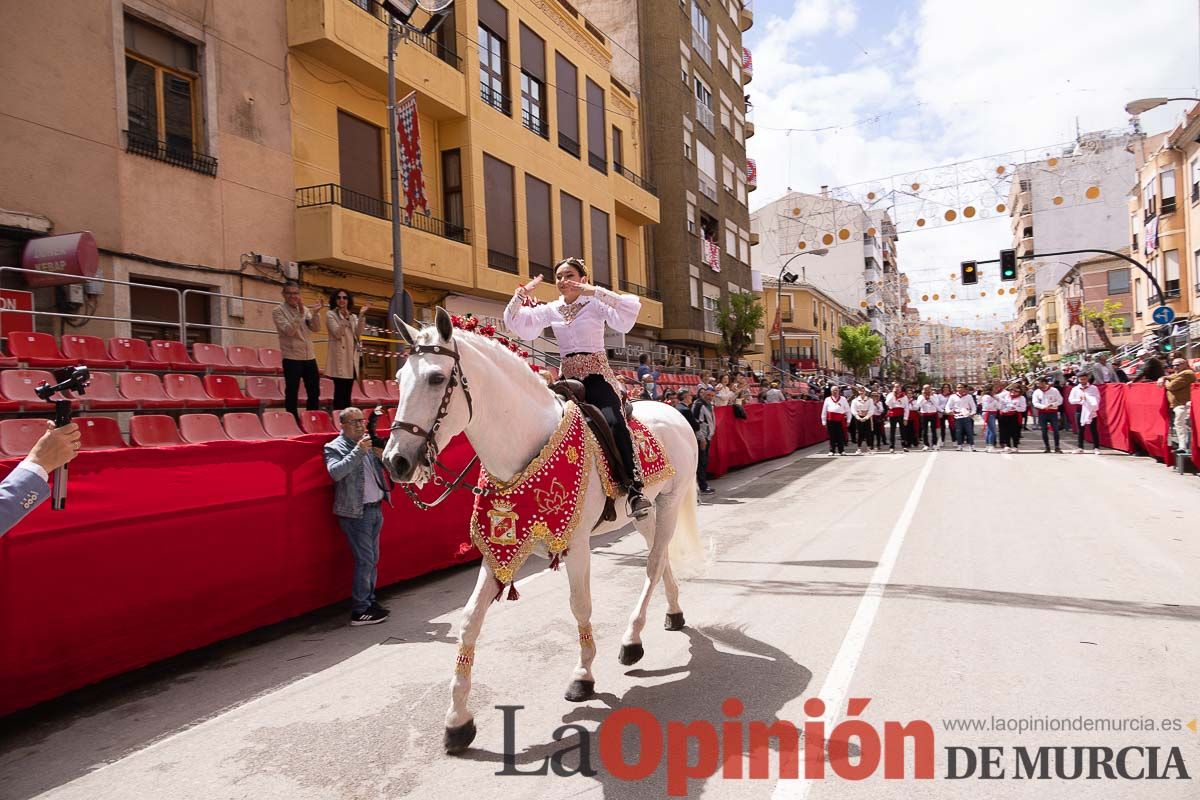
[745,0,1200,328]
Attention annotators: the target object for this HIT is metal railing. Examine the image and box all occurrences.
[614,163,658,196]
[521,108,549,139]
[480,84,512,115]
[691,28,711,64]
[295,184,470,243]
[619,280,661,301]
[588,151,607,173]
[487,250,519,273]
[345,0,462,70]
[558,131,581,158]
[124,131,217,177]
[698,172,717,202]
[695,99,715,133]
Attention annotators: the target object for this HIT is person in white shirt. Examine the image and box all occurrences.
[915,385,941,451]
[504,257,651,518]
[997,384,1027,453]
[1031,377,1064,453]
[870,391,886,450]
[849,386,875,455]
[884,383,911,453]
[981,381,1002,452]
[1068,372,1102,453]
[936,383,955,446]
[945,383,978,451]
[821,389,851,455]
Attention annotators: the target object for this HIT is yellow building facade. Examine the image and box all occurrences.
[761,280,858,375]
[285,0,661,350]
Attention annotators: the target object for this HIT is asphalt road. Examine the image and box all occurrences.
[3,426,1199,800]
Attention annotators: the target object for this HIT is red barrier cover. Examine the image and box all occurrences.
[1191,384,1200,468]
[1062,384,1131,452]
[706,400,826,478]
[0,434,480,717]
[1123,383,1174,465]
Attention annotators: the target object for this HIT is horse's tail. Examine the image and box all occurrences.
[668,477,711,579]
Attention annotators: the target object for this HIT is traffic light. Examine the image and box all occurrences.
[960,260,978,285]
[1158,325,1175,353]
[999,249,1017,281]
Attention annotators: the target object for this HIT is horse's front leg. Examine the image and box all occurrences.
[563,539,596,701]
[444,562,495,754]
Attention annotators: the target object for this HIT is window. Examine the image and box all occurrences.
[1192,159,1200,203]
[717,40,729,73]
[616,235,628,289]
[525,174,553,281]
[560,191,583,260]
[519,24,547,138]
[1195,249,1200,288]
[1160,169,1177,213]
[690,274,700,308]
[585,78,606,173]
[124,15,210,171]
[442,149,464,238]
[337,111,384,216]
[696,141,716,201]
[590,207,611,287]
[694,76,712,110]
[780,293,793,322]
[725,225,736,255]
[612,125,624,171]
[683,125,693,161]
[1165,249,1180,295]
[477,4,510,117]
[1106,268,1130,294]
[737,171,746,204]
[686,200,697,235]
[1143,178,1157,220]
[556,54,579,156]
[703,295,720,333]
[130,277,212,345]
[739,231,749,263]
[691,5,710,63]
[722,160,734,194]
[483,154,517,272]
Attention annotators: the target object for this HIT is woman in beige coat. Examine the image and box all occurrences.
[326,288,369,410]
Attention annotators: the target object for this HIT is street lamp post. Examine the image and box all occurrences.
[1124,97,1200,115]
[773,249,827,379]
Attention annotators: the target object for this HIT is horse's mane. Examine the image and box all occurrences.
[416,324,555,402]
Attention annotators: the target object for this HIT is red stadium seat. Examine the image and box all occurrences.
[162,373,225,409]
[107,338,160,370]
[245,376,284,404]
[202,375,259,409]
[130,415,184,446]
[0,419,48,456]
[61,335,127,368]
[1,369,72,411]
[351,380,385,406]
[74,372,132,411]
[191,343,238,373]
[78,417,127,450]
[257,347,284,375]
[118,373,178,409]
[319,377,335,406]
[223,412,271,441]
[151,340,202,371]
[362,379,388,401]
[373,408,394,438]
[227,345,273,374]
[179,413,229,444]
[298,410,335,435]
[262,410,303,438]
[7,332,73,368]
[384,380,400,401]
[0,342,16,369]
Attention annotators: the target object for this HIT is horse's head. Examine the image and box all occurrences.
[383,307,472,483]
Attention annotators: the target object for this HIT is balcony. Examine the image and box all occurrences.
[741,47,753,84]
[287,0,465,118]
[745,118,755,138]
[521,108,549,139]
[558,131,581,158]
[863,267,880,284]
[691,27,711,64]
[294,183,471,288]
[612,163,660,225]
[698,172,718,203]
[749,230,760,246]
[480,84,512,117]
[863,238,879,262]
[739,0,753,31]
[696,99,715,133]
[746,158,757,190]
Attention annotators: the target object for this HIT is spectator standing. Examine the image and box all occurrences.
[1068,372,1102,454]
[764,382,786,403]
[691,387,716,495]
[1092,354,1118,384]
[636,354,657,400]
[0,421,81,537]
[673,388,699,433]
[1162,357,1196,454]
[714,375,735,407]
[324,408,392,626]
[1032,377,1064,453]
[326,288,369,411]
[946,384,977,451]
[273,281,324,417]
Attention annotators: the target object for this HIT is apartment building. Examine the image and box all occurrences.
[921,323,1006,384]
[577,0,756,366]
[1006,130,1138,354]
[0,2,295,349]
[289,0,663,364]
[1053,250,1137,357]
[761,278,860,375]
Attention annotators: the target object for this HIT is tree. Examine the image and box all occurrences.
[832,323,884,379]
[986,364,1002,381]
[1018,342,1044,375]
[716,292,765,372]
[1080,299,1128,352]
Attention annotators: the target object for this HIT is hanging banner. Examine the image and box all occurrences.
[396,91,428,218]
[1067,297,1082,327]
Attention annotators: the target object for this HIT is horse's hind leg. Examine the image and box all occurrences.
[563,542,597,702]
[444,563,495,754]
[619,496,677,665]
[662,561,686,631]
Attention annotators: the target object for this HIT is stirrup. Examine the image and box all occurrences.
[627,488,652,520]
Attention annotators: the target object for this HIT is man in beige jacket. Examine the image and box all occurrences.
[272,281,324,417]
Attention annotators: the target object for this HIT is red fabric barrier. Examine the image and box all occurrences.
[1062,384,1131,452]
[1191,384,1200,467]
[1123,383,1173,465]
[707,400,826,477]
[0,435,480,717]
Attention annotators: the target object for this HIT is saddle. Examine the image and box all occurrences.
[550,379,623,524]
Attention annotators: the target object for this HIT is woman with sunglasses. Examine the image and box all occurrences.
[503,257,651,519]
[326,289,369,411]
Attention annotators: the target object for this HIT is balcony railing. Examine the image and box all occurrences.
[695,99,715,133]
[487,249,519,273]
[295,184,470,243]
[614,162,658,196]
[620,280,662,301]
[521,108,549,139]
[125,131,217,176]
[480,84,512,116]
[698,172,717,202]
[588,151,607,173]
[345,0,462,70]
[558,131,580,158]
[691,27,711,64]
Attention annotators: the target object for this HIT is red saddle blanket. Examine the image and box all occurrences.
[469,403,674,599]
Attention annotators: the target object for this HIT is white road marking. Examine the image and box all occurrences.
[771,452,938,800]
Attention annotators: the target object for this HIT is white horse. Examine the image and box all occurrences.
[384,309,703,754]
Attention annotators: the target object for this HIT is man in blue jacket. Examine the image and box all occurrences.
[0,421,81,537]
[324,408,391,626]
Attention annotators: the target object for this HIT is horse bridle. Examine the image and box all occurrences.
[388,340,481,509]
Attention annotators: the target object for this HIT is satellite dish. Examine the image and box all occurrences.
[417,0,453,10]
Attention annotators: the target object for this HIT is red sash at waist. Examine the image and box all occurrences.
[887,407,906,418]
[826,411,847,422]
[919,412,938,418]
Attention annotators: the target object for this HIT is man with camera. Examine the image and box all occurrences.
[324,407,391,626]
[0,421,81,536]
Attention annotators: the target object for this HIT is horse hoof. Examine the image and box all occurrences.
[664,612,686,631]
[618,643,644,666]
[564,679,596,702]
[444,719,477,755]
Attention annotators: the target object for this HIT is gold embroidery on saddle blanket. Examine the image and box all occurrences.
[469,404,675,600]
